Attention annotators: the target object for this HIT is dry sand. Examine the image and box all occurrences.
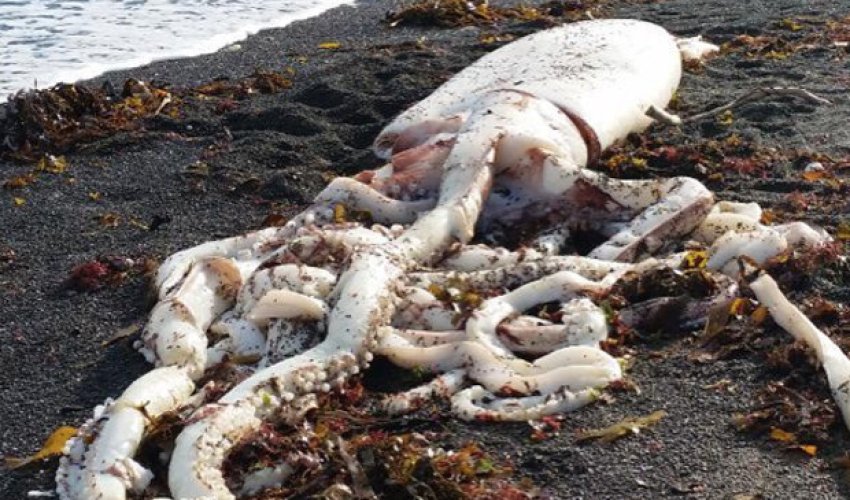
[1,0,850,497]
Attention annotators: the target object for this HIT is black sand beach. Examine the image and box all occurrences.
[2,0,850,497]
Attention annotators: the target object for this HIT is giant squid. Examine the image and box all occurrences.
[55,19,840,499]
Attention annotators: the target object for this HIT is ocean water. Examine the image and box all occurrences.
[0,0,351,97]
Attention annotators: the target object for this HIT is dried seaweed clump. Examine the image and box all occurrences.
[0,69,295,161]
[385,0,608,29]
[1,79,174,160]
[722,14,850,60]
[606,265,722,336]
[600,131,849,184]
[67,254,158,292]
[193,69,293,99]
[214,378,537,499]
[733,381,837,451]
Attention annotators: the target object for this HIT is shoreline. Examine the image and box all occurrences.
[2,0,850,498]
[0,0,356,97]
[79,0,394,91]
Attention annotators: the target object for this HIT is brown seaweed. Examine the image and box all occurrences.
[385,0,609,29]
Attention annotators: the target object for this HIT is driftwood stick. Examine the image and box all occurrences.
[645,105,682,125]
[646,87,832,125]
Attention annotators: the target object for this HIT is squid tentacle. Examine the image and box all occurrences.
[56,367,195,500]
[382,369,468,415]
[165,90,511,498]
[55,19,839,500]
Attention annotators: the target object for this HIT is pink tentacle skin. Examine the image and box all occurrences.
[373,115,464,159]
[56,19,835,500]
[354,134,455,200]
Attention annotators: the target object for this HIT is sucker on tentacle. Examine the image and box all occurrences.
[165,80,507,500]
[56,18,837,500]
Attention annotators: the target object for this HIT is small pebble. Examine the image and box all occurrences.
[804,161,824,172]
